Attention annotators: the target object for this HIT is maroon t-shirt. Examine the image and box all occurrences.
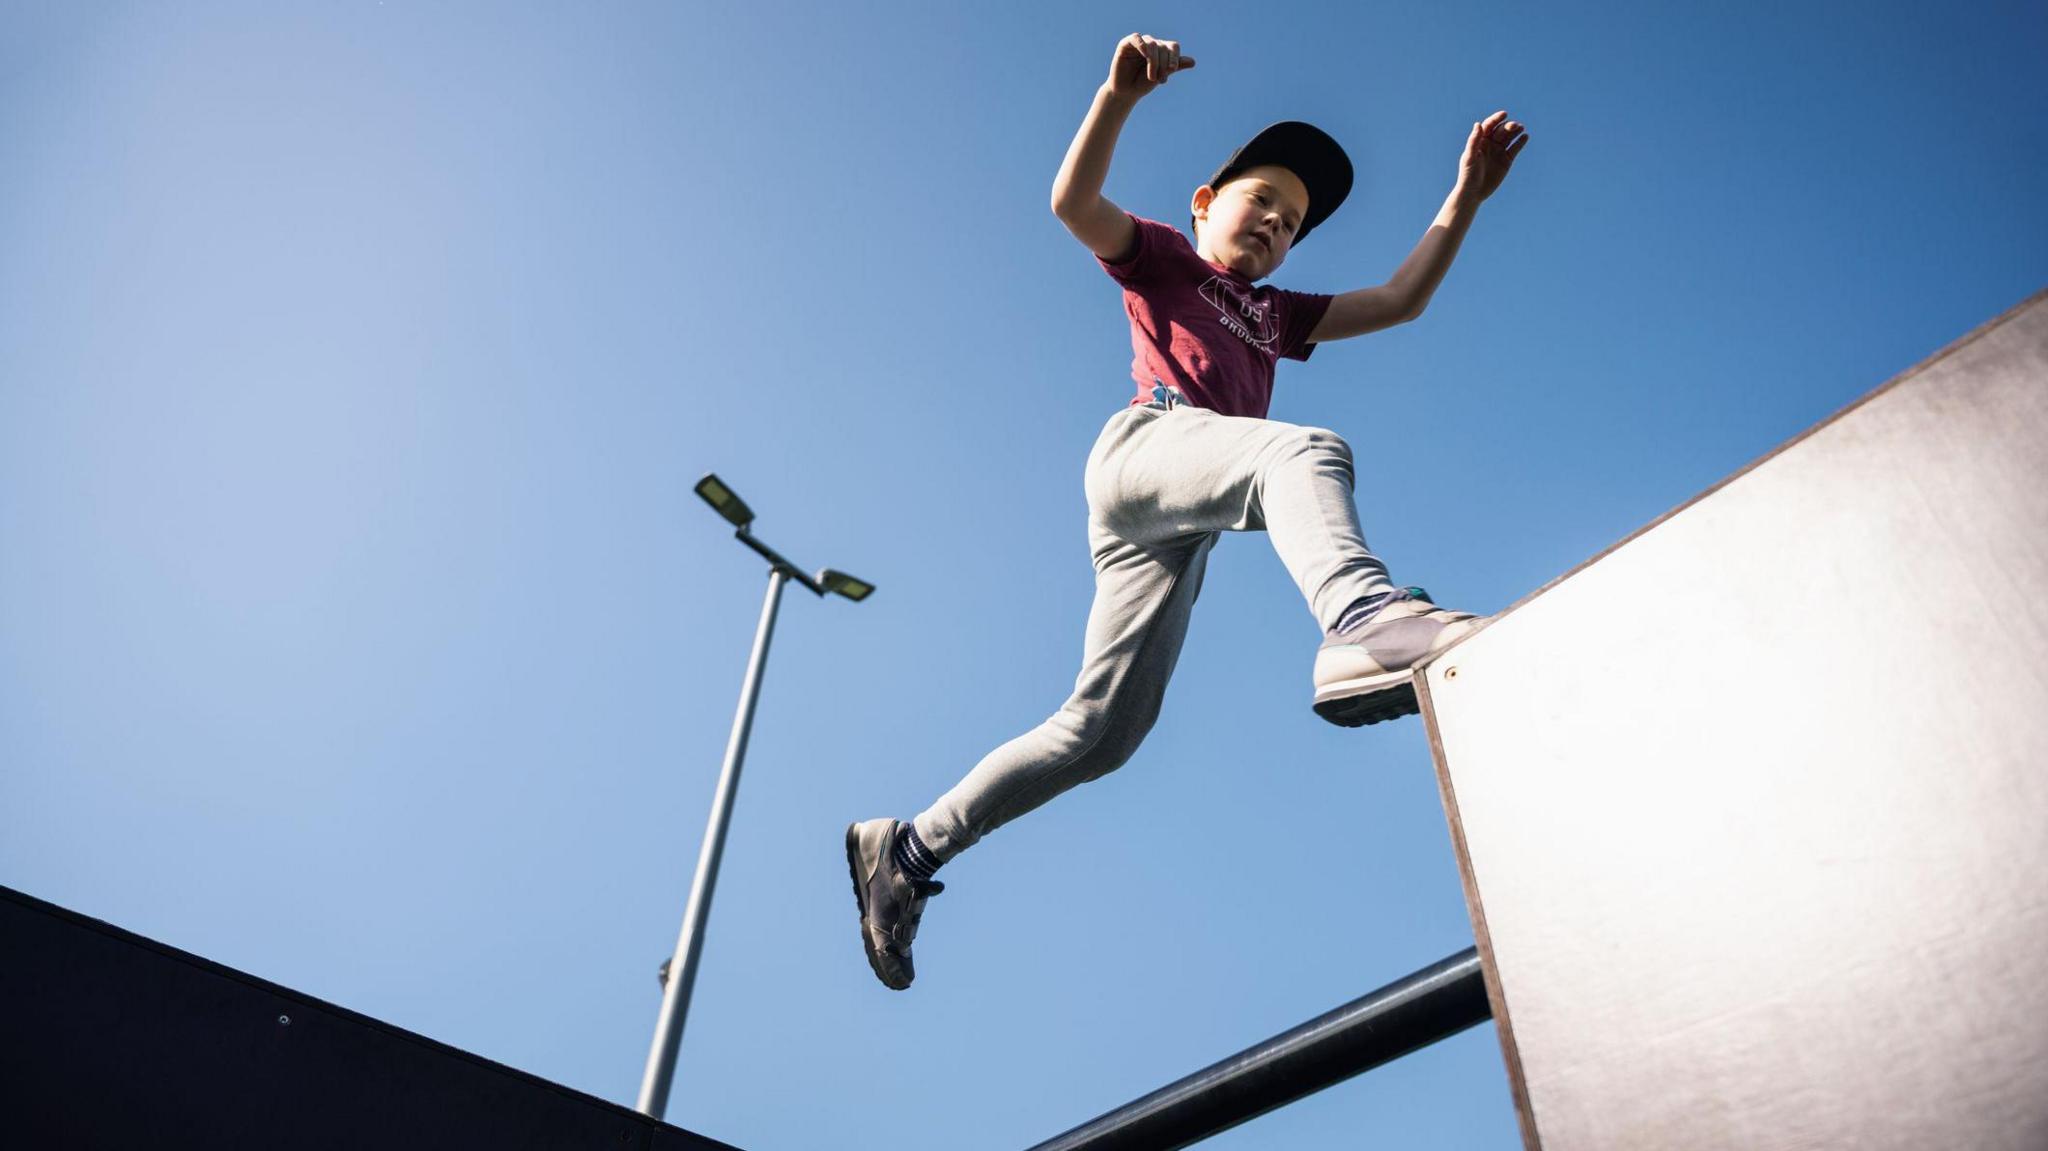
[1098,214,1334,420]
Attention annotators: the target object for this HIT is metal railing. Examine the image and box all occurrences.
[1024,947,1491,1151]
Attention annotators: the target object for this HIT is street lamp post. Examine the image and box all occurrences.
[636,474,874,1121]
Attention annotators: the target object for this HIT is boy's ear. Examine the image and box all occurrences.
[1190,183,1216,221]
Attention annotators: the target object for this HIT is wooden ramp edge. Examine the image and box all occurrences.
[1416,290,2048,1151]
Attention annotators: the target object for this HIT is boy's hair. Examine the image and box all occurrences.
[1193,122,1355,246]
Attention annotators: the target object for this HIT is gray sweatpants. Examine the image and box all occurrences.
[912,399,1396,861]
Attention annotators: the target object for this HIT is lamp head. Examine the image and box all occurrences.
[694,473,754,529]
[819,569,875,603]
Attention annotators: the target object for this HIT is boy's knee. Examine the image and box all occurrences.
[1055,692,1164,779]
[1298,425,1353,464]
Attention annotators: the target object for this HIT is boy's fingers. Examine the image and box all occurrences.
[1119,34,1192,81]
[1115,34,1146,76]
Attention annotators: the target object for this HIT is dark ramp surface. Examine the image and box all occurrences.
[0,884,741,1151]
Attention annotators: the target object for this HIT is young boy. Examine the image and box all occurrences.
[848,33,1527,990]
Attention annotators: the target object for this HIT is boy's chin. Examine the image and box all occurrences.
[1228,252,1277,279]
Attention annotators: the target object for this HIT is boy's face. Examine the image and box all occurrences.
[1192,164,1310,280]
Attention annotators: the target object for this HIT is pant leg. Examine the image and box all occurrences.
[913,521,1214,861]
[1101,403,1396,630]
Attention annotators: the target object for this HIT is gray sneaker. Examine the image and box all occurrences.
[845,818,944,990]
[1312,588,1484,727]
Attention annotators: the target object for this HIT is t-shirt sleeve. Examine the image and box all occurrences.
[1275,287,1335,362]
[1096,214,1182,284]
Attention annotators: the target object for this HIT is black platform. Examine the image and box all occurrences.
[0,884,740,1150]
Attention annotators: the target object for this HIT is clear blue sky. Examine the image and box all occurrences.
[2,2,2041,1147]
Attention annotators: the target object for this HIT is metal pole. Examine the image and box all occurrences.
[636,567,788,1119]
[1022,947,1491,1151]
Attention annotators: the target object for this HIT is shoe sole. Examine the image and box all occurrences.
[1312,669,1420,728]
[844,822,908,990]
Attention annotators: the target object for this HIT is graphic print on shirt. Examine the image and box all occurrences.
[1199,276,1279,350]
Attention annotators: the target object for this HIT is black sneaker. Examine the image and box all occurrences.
[845,818,944,990]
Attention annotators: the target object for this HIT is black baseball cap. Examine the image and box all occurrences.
[1205,121,1353,245]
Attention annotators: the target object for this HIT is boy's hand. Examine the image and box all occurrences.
[1455,110,1529,205]
[1106,33,1194,101]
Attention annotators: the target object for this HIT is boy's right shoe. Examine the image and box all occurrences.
[1312,588,1484,728]
[845,818,944,991]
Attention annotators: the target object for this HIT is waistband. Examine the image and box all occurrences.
[1140,382,1189,411]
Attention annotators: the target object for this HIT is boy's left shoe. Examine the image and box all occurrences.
[1312,589,1484,727]
[845,818,944,990]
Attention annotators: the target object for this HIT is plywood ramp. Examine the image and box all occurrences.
[1419,291,2048,1150]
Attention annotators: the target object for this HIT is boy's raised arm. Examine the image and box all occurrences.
[1051,35,1195,262]
[1312,112,1528,343]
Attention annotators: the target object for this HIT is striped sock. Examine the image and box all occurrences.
[893,824,942,881]
[1332,591,1396,635]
